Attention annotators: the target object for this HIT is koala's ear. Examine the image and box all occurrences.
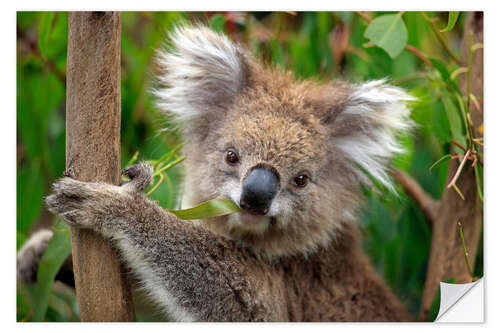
[154,25,249,123]
[324,80,415,190]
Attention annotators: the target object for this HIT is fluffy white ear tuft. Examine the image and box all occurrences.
[333,79,415,191]
[154,25,248,123]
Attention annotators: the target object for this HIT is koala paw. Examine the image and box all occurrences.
[46,163,152,231]
[121,162,154,192]
[46,177,123,230]
[17,229,53,283]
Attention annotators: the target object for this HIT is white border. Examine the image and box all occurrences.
[3,1,499,332]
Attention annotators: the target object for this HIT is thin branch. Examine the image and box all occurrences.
[393,170,438,227]
[457,221,473,278]
[420,12,463,65]
[451,139,467,153]
[447,149,471,189]
[405,45,433,67]
[356,11,373,23]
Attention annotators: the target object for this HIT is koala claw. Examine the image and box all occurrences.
[121,162,154,192]
[63,167,76,179]
[46,177,116,230]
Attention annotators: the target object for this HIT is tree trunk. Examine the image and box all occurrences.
[66,12,135,322]
[418,12,483,321]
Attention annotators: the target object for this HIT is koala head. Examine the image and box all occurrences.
[155,25,414,259]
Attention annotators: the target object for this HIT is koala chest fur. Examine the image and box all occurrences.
[43,24,414,321]
[220,223,410,321]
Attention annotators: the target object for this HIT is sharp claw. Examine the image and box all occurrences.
[120,162,153,192]
[122,165,132,176]
[63,167,76,179]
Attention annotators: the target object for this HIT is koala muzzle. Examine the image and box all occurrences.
[240,167,279,216]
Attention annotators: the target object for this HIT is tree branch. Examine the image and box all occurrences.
[418,12,483,321]
[393,170,438,227]
[66,12,135,322]
[420,12,463,65]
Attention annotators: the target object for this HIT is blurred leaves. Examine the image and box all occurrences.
[38,12,55,59]
[209,13,226,33]
[33,220,72,321]
[17,165,44,235]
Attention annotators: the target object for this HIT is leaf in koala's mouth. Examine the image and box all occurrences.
[168,198,241,220]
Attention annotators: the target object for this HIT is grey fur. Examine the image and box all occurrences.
[17,229,53,283]
[46,169,276,321]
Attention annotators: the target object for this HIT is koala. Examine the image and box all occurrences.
[41,25,414,321]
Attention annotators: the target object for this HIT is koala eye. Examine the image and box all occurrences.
[225,150,240,165]
[293,174,309,188]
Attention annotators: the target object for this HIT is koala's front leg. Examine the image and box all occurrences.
[46,163,274,322]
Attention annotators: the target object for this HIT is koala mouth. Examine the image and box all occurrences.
[237,211,270,224]
[229,212,272,234]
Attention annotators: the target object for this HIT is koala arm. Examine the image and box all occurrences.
[46,163,272,322]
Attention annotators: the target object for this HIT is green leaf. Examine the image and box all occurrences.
[169,198,241,220]
[17,166,44,235]
[429,154,452,172]
[430,58,450,81]
[441,93,467,149]
[429,58,460,93]
[364,13,408,58]
[209,14,226,33]
[441,12,460,32]
[38,12,55,59]
[33,220,72,321]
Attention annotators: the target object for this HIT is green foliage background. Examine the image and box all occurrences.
[16,11,482,321]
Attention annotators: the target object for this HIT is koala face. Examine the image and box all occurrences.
[216,95,329,234]
[155,26,413,258]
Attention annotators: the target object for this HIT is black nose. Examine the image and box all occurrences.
[240,167,279,216]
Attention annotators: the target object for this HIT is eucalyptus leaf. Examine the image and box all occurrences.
[38,12,55,59]
[430,58,450,81]
[441,12,460,32]
[441,93,467,149]
[432,100,452,144]
[169,197,241,220]
[33,220,72,321]
[364,13,408,58]
[430,58,460,93]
